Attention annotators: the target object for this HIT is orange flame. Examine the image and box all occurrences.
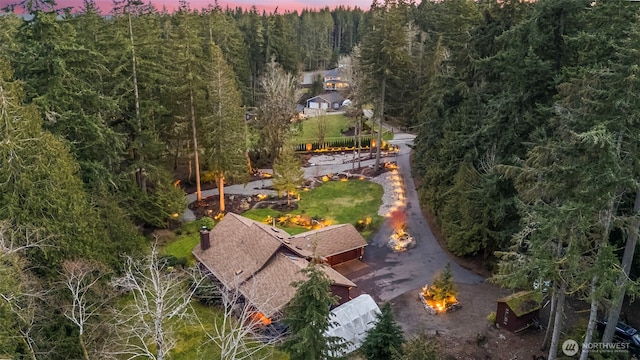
[390,210,406,231]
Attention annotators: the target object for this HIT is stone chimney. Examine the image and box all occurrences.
[200,226,211,250]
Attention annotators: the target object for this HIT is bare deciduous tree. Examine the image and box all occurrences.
[257,59,299,158]
[0,223,50,360]
[316,111,328,146]
[107,242,201,360]
[198,274,285,360]
[61,260,108,360]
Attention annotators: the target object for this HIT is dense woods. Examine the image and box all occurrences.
[1,0,639,358]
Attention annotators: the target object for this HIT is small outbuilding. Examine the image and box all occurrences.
[496,291,542,333]
[325,294,381,356]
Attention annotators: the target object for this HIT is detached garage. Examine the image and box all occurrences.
[306,92,345,111]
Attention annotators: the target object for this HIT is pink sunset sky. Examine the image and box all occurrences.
[41,0,373,13]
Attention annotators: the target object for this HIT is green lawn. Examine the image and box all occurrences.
[243,179,384,239]
[293,114,394,144]
[162,218,215,267]
[164,179,384,264]
[171,302,289,360]
[294,114,352,142]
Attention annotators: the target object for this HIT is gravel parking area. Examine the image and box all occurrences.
[390,283,547,359]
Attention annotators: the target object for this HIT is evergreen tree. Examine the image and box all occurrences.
[165,5,208,202]
[12,9,125,191]
[593,3,640,344]
[200,7,253,104]
[265,13,299,74]
[235,6,266,104]
[361,302,404,360]
[427,263,457,305]
[283,262,345,360]
[272,142,305,206]
[201,40,249,213]
[359,0,413,172]
[392,335,439,360]
[0,56,104,273]
[109,1,183,227]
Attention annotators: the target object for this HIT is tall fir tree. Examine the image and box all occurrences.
[359,0,413,172]
[283,262,345,360]
[201,40,249,213]
[0,56,104,273]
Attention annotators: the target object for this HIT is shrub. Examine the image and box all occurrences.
[487,312,496,326]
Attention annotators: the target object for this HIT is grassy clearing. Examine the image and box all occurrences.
[161,218,215,267]
[294,114,394,144]
[171,302,289,360]
[165,179,384,264]
[295,114,352,142]
[114,296,288,359]
[243,179,384,239]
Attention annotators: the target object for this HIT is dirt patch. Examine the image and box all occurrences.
[390,283,547,360]
[188,194,263,219]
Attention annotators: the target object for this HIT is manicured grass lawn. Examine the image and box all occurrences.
[295,114,352,142]
[294,114,394,144]
[242,179,384,239]
[164,179,384,264]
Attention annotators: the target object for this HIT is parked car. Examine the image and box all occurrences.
[597,320,640,358]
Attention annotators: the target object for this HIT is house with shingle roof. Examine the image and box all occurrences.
[192,212,366,321]
[323,67,349,91]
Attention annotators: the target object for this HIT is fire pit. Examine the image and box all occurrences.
[387,210,416,252]
[419,286,460,315]
[388,227,415,252]
[419,264,461,315]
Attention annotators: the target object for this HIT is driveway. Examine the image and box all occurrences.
[346,132,485,302]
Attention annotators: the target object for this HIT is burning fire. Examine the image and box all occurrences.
[388,211,415,252]
[389,210,406,231]
[421,287,458,314]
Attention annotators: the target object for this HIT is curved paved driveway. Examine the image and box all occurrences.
[348,133,485,302]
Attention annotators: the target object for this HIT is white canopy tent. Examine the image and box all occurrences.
[326,294,381,355]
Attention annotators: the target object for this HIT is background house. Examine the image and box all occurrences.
[323,67,349,91]
[306,92,345,111]
[193,213,367,321]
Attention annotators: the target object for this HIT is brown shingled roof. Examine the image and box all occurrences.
[240,253,356,318]
[192,213,357,318]
[287,224,367,258]
[192,212,285,288]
